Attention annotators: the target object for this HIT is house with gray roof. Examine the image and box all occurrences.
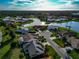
[16,28,29,34]
[67,36,79,49]
[19,33,45,58]
[47,25,58,30]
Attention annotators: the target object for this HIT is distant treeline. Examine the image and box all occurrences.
[0,10,79,17]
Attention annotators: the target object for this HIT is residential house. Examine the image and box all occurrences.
[15,16,23,21]
[16,28,29,34]
[47,16,68,22]
[16,16,32,21]
[66,36,79,49]
[3,16,11,22]
[47,25,58,30]
[19,33,45,58]
[22,18,32,21]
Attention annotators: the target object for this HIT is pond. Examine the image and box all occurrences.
[49,21,79,32]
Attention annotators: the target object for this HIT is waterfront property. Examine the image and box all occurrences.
[49,21,79,32]
[47,16,68,22]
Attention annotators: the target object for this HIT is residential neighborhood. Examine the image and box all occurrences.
[0,0,79,58]
[0,11,79,59]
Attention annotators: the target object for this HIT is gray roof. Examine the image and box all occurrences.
[47,25,58,30]
[16,28,29,34]
[19,37,44,58]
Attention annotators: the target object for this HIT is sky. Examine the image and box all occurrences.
[0,0,79,10]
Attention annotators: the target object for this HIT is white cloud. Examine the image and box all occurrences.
[1,0,79,10]
[59,0,79,2]
[8,0,33,6]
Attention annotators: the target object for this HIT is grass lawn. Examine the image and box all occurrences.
[69,50,79,59]
[46,46,60,59]
[0,44,11,59]
[16,20,33,26]
[10,48,21,59]
[0,47,25,59]
[2,34,11,43]
[53,39,64,47]
[58,27,79,38]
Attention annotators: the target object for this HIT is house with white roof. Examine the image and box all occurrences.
[47,16,68,22]
[22,18,32,21]
[16,16,32,22]
[3,16,11,22]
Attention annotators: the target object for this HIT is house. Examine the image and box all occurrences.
[19,33,45,58]
[16,16,22,20]
[15,16,23,21]
[67,36,79,49]
[47,25,58,30]
[47,16,68,22]
[16,16,32,21]
[47,18,56,22]
[3,16,11,22]
[65,47,73,51]
[16,28,29,34]
[56,17,68,21]
[3,16,15,24]
[22,18,32,21]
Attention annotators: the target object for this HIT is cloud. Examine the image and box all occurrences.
[8,0,35,6]
[59,0,79,2]
[0,0,79,10]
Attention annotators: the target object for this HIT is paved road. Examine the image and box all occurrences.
[39,30,72,59]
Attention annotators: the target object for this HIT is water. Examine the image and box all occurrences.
[49,21,79,32]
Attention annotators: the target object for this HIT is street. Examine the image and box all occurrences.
[39,30,72,59]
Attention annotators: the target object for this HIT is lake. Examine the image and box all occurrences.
[49,21,79,32]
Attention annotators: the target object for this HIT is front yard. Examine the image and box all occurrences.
[69,49,79,59]
[53,39,64,47]
[46,45,61,59]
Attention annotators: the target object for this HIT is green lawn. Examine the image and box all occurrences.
[0,44,11,59]
[69,50,79,59]
[53,39,64,47]
[16,20,33,26]
[10,48,21,59]
[2,34,11,42]
[46,46,60,59]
